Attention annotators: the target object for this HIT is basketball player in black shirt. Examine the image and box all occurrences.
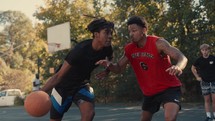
[41,18,114,121]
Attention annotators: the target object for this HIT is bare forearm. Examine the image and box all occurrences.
[96,56,128,74]
[41,75,61,92]
[192,71,200,79]
[191,66,200,78]
[157,39,188,70]
[175,55,188,70]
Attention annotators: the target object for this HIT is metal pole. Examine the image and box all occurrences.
[37,56,41,79]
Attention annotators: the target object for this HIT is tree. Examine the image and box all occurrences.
[0,10,46,91]
[0,58,9,89]
[0,11,45,71]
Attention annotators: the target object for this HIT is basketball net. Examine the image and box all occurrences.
[48,43,61,53]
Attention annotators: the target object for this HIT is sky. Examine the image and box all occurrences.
[0,0,45,23]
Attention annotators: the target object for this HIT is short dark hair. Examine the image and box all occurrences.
[127,16,148,29]
[87,18,114,33]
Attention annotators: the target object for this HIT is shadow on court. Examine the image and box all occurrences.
[0,103,205,121]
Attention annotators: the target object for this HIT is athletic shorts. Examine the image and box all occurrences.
[50,85,95,119]
[142,86,181,114]
[200,81,215,96]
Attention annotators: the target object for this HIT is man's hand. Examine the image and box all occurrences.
[95,59,112,68]
[166,65,183,76]
[196,77,202,81]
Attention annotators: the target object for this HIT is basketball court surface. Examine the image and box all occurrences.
[0,103,206,121]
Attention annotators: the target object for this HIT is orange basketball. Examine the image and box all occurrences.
[24,91,52,117]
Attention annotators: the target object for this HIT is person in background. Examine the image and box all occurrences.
[41,18,114,121]
[191,44,215,121]
[96,15,188,121]
[32,74,41,91]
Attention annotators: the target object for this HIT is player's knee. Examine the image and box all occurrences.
[204,98,211,103]
[81,110,95,120]
[164,110,178,121]
[140,111,152,121]
[164,115,177,121]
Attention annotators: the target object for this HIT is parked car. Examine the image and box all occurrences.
[0,89,24,106]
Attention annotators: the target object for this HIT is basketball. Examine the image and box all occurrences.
[24,91,52,117]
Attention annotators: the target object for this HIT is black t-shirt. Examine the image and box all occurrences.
[56,39,113,92]
[193,55,215,82]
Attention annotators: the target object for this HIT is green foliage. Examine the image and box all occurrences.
[2,69,33,92]
[0,10,44,71]
[0,10,46,92]
[114,71,143,102]
[0,58,9,87]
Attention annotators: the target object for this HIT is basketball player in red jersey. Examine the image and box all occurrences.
[96,16,188,121]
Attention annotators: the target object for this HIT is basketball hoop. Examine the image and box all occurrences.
[48,43,61,53]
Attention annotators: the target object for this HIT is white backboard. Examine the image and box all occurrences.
[47,22,71,53]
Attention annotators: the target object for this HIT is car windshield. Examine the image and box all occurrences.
[8,91,21,96]
[0,91,6,96]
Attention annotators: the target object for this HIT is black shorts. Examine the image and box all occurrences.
[200,81,215,95]
[50,85,95,119]
[142,86,181,114]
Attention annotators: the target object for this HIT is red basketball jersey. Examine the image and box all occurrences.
[124,35,181,96]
